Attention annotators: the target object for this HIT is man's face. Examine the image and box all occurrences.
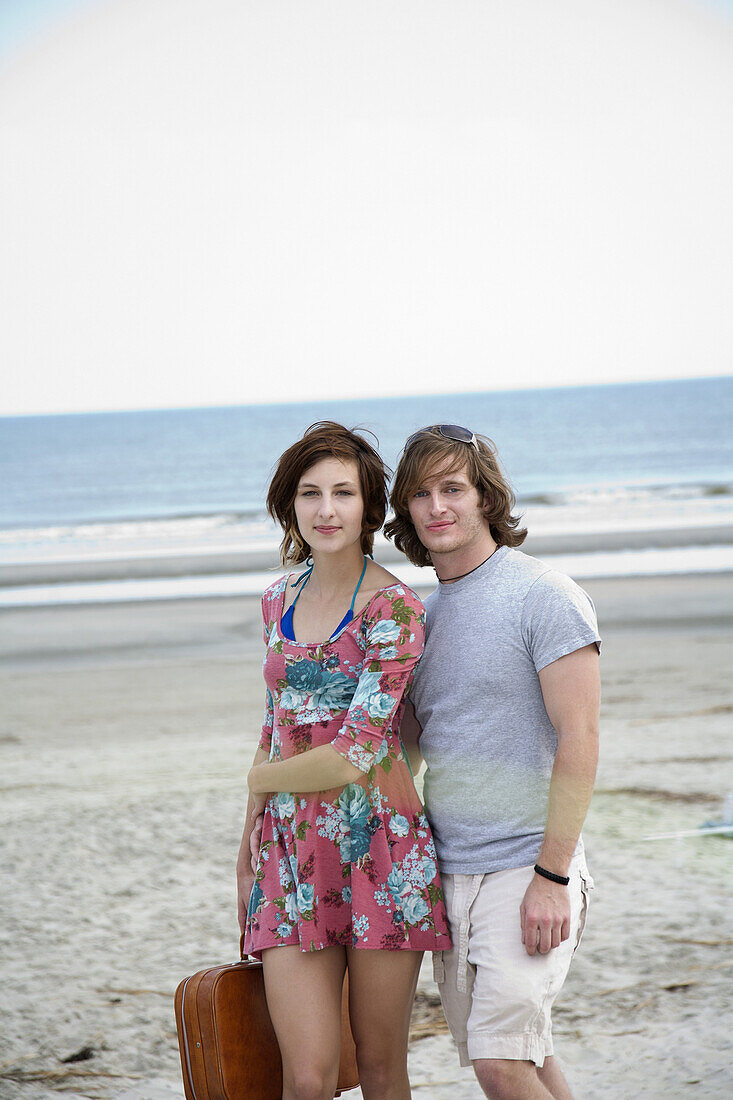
[406,459,490,558]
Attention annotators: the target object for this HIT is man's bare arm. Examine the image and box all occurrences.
[520,643,600,956]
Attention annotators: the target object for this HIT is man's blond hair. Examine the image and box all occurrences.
[386,428,527,567]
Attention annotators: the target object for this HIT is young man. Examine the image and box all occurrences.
[386,425,601,1100]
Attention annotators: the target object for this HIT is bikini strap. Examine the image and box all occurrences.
[347,556,368,615]
[287,559,314,608]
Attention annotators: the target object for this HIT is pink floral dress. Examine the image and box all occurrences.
[244,576,452,955]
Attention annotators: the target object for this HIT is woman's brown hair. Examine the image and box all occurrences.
[385,427,527,567]
[267,421,389,566]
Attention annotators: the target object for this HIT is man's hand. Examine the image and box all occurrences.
[520,873,571,956]
[249,811,264,873]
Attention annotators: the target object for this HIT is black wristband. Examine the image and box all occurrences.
[534,863,570,886]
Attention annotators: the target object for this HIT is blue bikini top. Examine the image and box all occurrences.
[280,556,368,642]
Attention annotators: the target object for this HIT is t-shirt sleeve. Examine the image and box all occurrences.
[521,570,601,673]
[258,588,277,753]
[331,586,426,774]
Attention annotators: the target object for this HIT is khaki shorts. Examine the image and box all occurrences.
[433,854,593,1068]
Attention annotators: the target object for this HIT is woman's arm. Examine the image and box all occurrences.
[329,589,425,777]
[238,590,282,930]
[250,588,426,794]
[248,744,362,794]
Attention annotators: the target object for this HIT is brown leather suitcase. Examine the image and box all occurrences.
[174,950,359,1099]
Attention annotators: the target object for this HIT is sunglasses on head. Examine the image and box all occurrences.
[405,424,479,450]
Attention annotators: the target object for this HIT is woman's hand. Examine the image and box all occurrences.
[249,799,266,874]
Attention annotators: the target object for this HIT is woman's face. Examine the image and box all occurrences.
[293,457,365,556]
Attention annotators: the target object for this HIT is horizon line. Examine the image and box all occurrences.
[2,373,731,420]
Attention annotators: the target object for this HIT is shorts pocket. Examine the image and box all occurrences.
[574,865,594,953]
[432,950,446,984]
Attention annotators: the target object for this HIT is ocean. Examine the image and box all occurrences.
[1,377,732,604]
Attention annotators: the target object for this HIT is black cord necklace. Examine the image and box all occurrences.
[437,545,499,584]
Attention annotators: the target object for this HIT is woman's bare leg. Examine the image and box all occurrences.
[262,945,346,1100]
[346,948,423,1100]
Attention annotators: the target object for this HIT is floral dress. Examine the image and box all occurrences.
[244,576,452,955]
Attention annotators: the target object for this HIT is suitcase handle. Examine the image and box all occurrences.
[239,932,259,964]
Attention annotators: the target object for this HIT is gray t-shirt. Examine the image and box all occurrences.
[411,546,601,874]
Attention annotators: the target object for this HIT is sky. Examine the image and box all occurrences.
[1,0,732,416]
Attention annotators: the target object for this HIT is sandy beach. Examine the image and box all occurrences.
[1,572,732,1099]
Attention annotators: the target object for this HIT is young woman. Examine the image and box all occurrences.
[237,421,451,1100]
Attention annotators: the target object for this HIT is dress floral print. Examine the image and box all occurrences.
[244,577,452,955]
